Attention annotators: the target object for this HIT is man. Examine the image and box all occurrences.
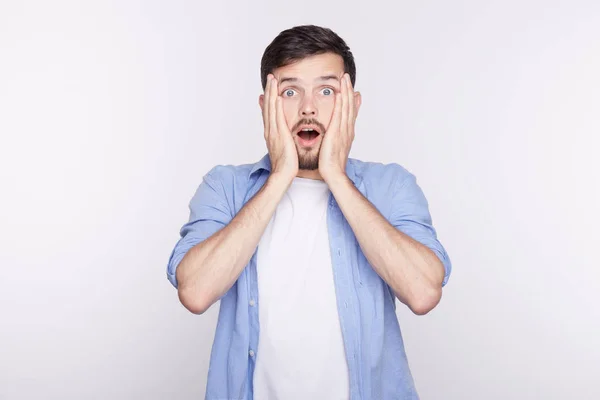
[167,25,452,400]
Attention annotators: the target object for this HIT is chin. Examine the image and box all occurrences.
[299,162,319,171]
[297,150,320,171]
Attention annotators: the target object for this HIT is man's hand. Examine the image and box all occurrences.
[319,73,357,182]
[263,74,298,180]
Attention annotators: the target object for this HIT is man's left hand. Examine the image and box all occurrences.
[319,73,358,182]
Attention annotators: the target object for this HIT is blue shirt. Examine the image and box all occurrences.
[167,153,452,400]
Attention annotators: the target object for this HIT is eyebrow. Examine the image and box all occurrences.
[279,75,340,84]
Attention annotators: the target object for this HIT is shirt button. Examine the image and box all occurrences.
[249,350,255,357]
[249,299,256,307]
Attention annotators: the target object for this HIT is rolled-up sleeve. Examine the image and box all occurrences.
[166,168,233,289]
[389,170,452,286]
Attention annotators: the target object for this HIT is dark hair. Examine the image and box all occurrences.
[260,25,356,90]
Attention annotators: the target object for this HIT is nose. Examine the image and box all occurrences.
[299,95,317,117]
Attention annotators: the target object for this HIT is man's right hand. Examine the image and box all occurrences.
[176,79,300,312]
[263,74,298,179]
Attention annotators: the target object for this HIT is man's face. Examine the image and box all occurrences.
[260,52,357,171]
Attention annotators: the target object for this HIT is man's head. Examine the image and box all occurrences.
[259,25,361,171]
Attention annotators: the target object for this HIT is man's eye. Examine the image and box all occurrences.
[321,88,333,96]
[283,89,296,97]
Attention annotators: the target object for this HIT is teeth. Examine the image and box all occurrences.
[301,128,314,131]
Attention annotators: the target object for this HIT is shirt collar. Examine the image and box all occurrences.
[249,153,272,175]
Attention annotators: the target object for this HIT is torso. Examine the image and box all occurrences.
[253,176,350,400]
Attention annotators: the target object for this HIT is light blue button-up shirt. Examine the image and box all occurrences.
[167,154,452,400]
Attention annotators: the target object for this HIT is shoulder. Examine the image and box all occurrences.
[202,159,261,187]
[349,158,415,188]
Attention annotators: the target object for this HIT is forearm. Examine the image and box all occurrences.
[176,173,292,314]
[327,175,445,315]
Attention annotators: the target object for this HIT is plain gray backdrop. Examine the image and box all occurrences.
[1,1,599,399]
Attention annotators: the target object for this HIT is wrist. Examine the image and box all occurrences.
[267,171,295,190]
[322,170,349,187]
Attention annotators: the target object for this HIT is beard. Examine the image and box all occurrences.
[297,145,320,170]
[292,118,327,171]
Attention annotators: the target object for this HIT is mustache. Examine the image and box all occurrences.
[291,118,326,134]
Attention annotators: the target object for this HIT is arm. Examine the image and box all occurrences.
[326,172,448,315]
[318,75,449,315]
[169,73,298,314]
[174,172,292,314]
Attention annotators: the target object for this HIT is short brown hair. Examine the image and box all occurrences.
[260,25,356,90]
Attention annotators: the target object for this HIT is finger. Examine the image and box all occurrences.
[330,92,343,134]
[269,76,278,135]
[276,96,288,136]
[263,75,271,133]
[346,74,355,131]
[340,75,348,135]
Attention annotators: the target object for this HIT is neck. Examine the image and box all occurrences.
[296,169,323,180]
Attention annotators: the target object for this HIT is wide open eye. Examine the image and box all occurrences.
[320,87,334,96]
[282,89,297,97]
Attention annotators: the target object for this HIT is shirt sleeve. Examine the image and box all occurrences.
[389,170,452,286]
[166,168,233,289]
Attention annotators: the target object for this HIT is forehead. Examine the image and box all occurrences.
[274,52,345,84]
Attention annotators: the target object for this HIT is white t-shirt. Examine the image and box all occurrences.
[253,177,350,400]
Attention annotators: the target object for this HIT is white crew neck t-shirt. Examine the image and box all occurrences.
[253,176,350,400]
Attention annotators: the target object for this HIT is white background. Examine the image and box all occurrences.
[1,1,599,399]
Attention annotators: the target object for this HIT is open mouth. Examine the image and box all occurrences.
[296,127,321,145]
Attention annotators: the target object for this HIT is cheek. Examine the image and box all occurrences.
[317,96,336,122]
[282,99,300,128]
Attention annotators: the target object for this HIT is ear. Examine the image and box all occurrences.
[354,91,362,117]
[259,94,264,112]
